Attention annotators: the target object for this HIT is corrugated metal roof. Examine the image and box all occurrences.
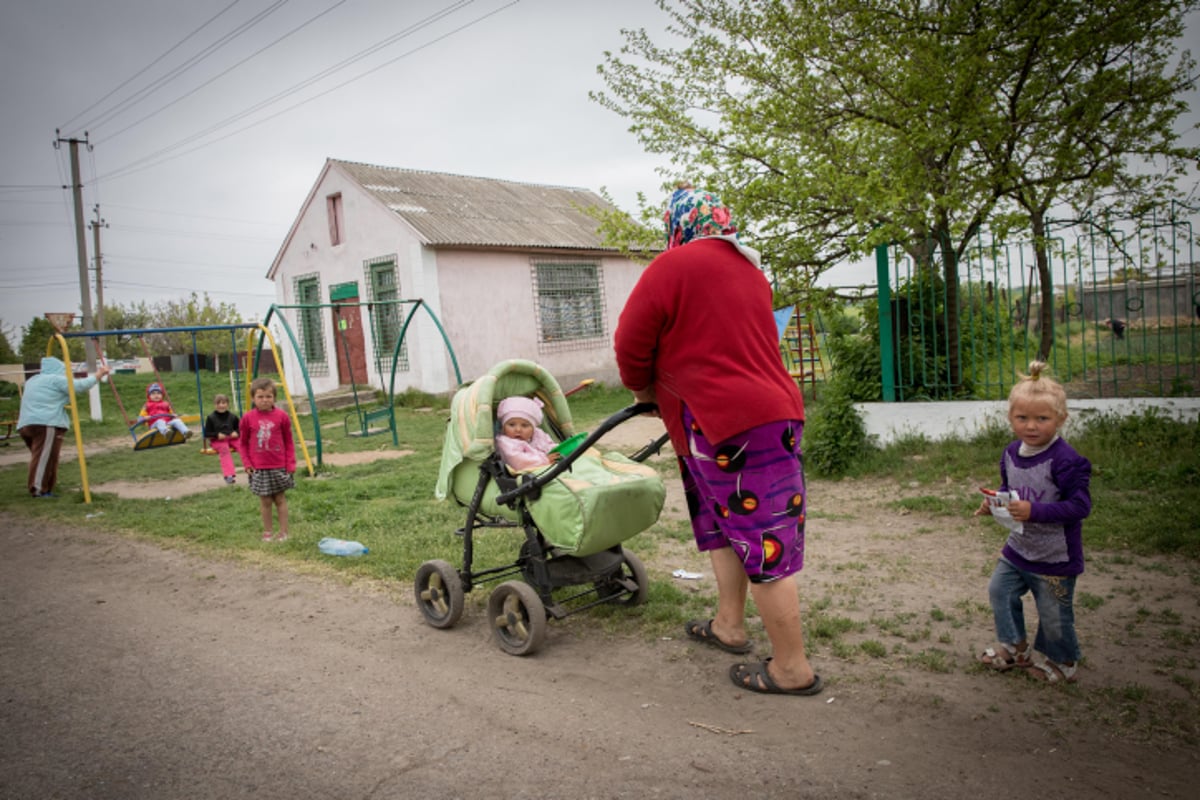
[332,160,636,251]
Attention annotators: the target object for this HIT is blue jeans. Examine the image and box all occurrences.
[988,558,1080,665]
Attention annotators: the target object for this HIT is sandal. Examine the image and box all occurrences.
[978,642,1031,671]
[1028,658,1078,684]
[685,618,753,654]
[729,658,823,696]
[274,532,290,542]
[262,531,274,542]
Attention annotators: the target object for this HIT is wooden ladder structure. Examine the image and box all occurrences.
[780,305,826,393]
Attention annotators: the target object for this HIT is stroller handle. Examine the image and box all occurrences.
[495,403,660,506]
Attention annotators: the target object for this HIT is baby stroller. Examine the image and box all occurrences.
[422,359,667,655]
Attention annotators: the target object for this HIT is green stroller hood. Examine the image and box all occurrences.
[435,359,574,502]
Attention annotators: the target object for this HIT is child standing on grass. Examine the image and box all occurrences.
[138,382,191,440]
[203,394,242,485]
[239,377,295,542]
[975,360,1092,683]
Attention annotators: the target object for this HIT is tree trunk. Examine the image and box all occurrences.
[939,229,963,391]
[1031,211,1055,360]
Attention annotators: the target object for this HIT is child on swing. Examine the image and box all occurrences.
[203,393,242,484]
[137,382,192,440]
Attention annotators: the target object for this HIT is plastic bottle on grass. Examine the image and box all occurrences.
[318,537,369,557]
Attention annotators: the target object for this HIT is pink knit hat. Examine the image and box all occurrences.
[497,395,543,427]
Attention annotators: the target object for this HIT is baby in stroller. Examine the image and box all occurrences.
[494,396,561,471]
[423,359,666,655]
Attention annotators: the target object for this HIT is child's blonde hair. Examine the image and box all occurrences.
[213,393,229,404]
[250,377,276,396]
[1008,360,1067,421]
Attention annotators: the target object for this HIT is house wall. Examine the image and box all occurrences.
[272,169,448,397]
[435,250,646,388]
[271,165,653,398]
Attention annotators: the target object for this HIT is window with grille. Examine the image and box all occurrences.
[532,261,607,353]
[293,274,328,376]
[363,256,409,373]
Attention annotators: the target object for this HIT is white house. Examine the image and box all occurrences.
[267,159,655,398]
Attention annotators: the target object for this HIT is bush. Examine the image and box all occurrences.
[803,380,869,477]
[826,332,882,401]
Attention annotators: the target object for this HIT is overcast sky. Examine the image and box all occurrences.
[0,0,675,345]
[1,0,1198,348]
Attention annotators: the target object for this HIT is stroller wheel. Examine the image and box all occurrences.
[414,560,465,629]
[595,547,649,607]
[487,581,547,656]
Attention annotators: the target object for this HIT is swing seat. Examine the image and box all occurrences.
[130,414,201,451]
[344,406,395,438]
[134,428,189,450]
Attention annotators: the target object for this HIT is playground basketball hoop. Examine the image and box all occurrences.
[44,312,75,332]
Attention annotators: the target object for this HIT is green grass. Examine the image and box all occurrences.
[2,378,1197,644]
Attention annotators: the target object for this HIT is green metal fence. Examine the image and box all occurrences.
[880,204,1200,400]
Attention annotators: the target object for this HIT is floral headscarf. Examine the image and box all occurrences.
[664,186,738,250]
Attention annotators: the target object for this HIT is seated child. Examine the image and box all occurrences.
[137,382,192,439]
[494,396,561,471]
[204,393,242,484]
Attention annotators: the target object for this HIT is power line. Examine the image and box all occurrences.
[83,0,292,136]
[58,0,247,134]
[99,0,351,145]
[97,0,478,179]
[101,203,280,226]
[107,224,277,243]
[106,252,268,269]
[96,0,518,183]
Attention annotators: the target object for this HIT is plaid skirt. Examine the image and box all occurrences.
[249,468,294,497]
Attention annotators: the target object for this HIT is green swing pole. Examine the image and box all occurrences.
[387,298,462,404]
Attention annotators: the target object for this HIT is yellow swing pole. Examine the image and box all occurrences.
[245,325,315,478]
[46,333,93,504]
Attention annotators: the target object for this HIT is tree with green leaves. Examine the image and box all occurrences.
[594,0,1198,386]
[975,0,1197,358]
[0,322,17,363]
[19,317,85,364]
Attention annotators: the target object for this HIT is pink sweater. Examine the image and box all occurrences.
[238,407,296,472]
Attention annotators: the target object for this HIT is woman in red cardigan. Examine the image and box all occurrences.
[614,184,821,696]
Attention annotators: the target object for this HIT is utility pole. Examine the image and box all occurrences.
[90,205,108,332]
[54,130,102,421]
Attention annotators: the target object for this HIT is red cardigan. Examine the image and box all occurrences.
[614,238,804,453]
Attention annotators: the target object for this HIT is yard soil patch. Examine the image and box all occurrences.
[1,419,1197,799]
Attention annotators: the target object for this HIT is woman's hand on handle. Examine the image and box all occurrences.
[632,387,659,417]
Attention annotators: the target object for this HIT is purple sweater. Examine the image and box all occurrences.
[998,437,1092,576]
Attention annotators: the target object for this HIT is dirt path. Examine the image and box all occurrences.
[1,419,1198,798]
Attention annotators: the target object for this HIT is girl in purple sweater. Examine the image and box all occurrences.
[975,361,1092,684]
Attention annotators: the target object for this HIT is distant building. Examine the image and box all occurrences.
[267,159,655,396]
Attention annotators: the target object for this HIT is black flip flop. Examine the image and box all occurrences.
[684,618,753,654]
[730,658,823,696]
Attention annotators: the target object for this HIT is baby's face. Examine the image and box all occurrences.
[149,390,163,401]
[502,417,535,442]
